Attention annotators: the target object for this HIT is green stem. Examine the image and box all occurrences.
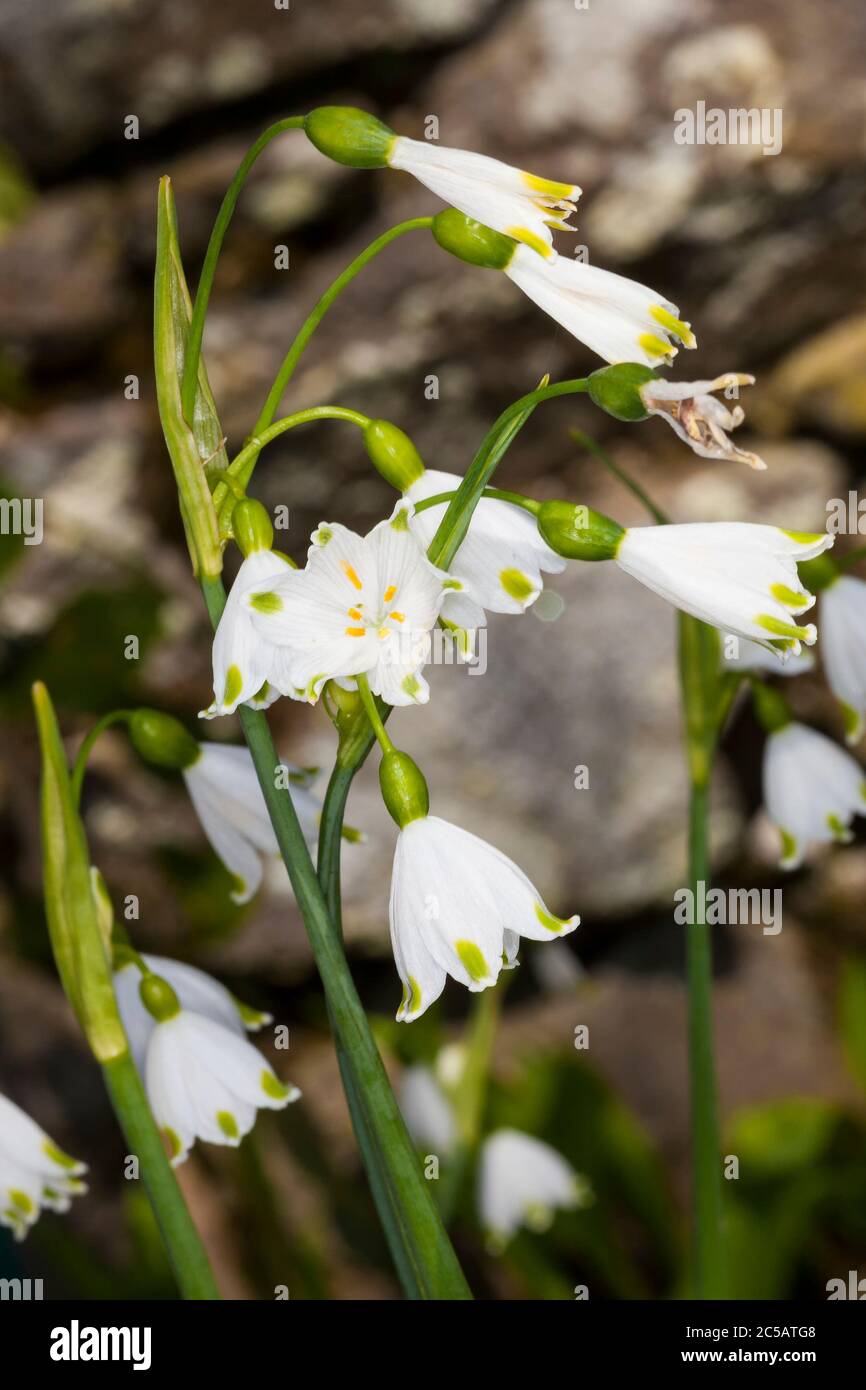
[356,673,395,753]
[427,377,588,570]
[414,486,540,517]
[251,217,434,441]
[102,1051,220,1299]
[181,116,306,422]
[569,427,670,525]
[216,406,369,524]
[71,710,133,808]
[678,614,726,1298]
[200,576,470,1300]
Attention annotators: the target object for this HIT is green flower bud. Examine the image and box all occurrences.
[364,419,425,491]
[431,209,517,271]
[537,501,625,561]
[797,553,839,593]
[379,750,430,828]
[587,363,659,422]
[140,972,181,1023]
[128,709,200,771]
[751,681,792,734]
[232,497,274,556]
[304,106,396,169]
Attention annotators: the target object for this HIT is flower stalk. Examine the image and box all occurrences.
[32,682,219,1299]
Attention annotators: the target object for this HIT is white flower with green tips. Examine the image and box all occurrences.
[615,524,833,656]
[251,500,459,706]
[819,574,866,744]
[0,1091,87,1241]
[763,721,866,869]
[200,549,299,719]
[478,1129,589,1246]
[183,742,319,903]
[405,468,566,633]
[114,951,271,1075]
[505,246,696,367]
[389,814,578,1022]
[639,373,766,469]
[134,972,299,1166]
[388,138,579,258]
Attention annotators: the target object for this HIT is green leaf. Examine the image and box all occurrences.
[839,954,866,1095]
[32,681,125,1061]
[154,177,224,579]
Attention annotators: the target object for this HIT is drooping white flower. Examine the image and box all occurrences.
[721,634,814,675]
[183,742,319,903]
[251,500,459,707]
[399,1066,458,1155]
[763,721,866,869]
[0,1092,87,1241]
[639,373,766,469]
[200,549,299,719]
[389,814,578,1022]
[504,245,696,367]
[478,1128,588,1245]
[388,138,579,259]
[615,524,833,657]
[405,469,566,631]
[819,574,866,744]
[141,1000,299,1167]
[114,952,270,1075]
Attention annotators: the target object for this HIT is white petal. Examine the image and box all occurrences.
[764,722,866,868]
[617,524,832,654]
[202,551,292,718]
[0,1091,86,1181]
[479,1128,583,1241]
[388,137,579,252]
[407,469,565,616]
[399,1067,458,1153]
[821,576,866,742]
[506,246,693,366]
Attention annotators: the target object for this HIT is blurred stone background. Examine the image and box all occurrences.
[1,0,866,1298]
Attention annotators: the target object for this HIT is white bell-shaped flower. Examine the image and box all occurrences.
[638,373,766,469]
[389,814,578,1022]
[819,574,866,744]
[505,245,696,367]
[250,500,459,707]
[478,1128,587,1245]
[405,468,566,631]
[183,742,319,903]
[763,721,866,869]
[616,524,832,657]
[135,973,299,1166]
[388,138,579,258]
[114,951,270,1075]
[200,549,299,719]
[399,1066,458,1155]
[0,1092,87,1241]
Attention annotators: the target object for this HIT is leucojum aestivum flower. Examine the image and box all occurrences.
[28,102,858,1303]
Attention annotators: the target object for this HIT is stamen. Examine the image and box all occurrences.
[341,560,363,590]
[389,611,405,622]
[345,626,366,637]
[383,584,397,602]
